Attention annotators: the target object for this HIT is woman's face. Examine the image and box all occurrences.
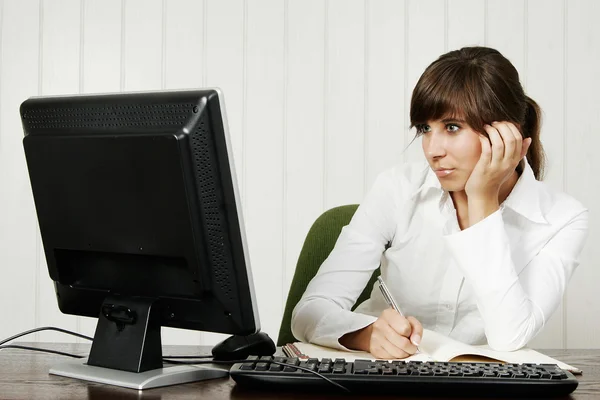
[420,118,482,192]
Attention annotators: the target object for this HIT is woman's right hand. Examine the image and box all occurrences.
[340,308,423,359]
[367,308,423,359]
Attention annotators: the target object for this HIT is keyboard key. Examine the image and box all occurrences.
[318,364,332,374]
[268,363,282,372]
[254,362,269,371]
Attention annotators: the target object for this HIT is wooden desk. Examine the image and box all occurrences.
[1,343,599,399]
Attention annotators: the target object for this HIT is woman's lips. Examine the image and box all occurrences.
[434,168,455,177]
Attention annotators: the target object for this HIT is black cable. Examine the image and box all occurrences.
[0,327,214,359]
[162,355,214,359]
[162,358,351,393]
[0,326,93,346]
[0,344,85,359]
[2,327,349,392]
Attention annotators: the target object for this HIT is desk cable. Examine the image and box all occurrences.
[0,327,351,393]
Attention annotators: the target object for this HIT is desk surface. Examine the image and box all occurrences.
[1,343,599,399]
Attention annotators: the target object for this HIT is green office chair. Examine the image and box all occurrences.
[276,204,380,346]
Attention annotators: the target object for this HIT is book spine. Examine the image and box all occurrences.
[283,343,309,360]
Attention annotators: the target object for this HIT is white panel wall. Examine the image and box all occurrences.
[1,0,599,349]
[244,0,285,342]
[404,0,445,163]
[324,0,365,208]
[284,0,325,293]
[0,0,40,343]
[525,0,566,349]
[565,0,600,349]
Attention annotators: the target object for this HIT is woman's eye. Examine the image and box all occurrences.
[446,124,460,133]
[416,124,431,134]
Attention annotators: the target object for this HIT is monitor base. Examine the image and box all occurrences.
[50,358,229,390]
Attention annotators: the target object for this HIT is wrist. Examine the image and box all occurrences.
[468,195,500,226]
[339,324,373,351]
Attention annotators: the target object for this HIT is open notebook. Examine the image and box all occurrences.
[283,329,581,374]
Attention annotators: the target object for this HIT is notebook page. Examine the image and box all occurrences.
[419,329,581,374]
[292,342,433,362]
[292,328,580,373]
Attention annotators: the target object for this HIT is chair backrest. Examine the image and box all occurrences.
[276,204,380,346]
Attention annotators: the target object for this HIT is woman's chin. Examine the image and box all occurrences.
[439,180,466,193]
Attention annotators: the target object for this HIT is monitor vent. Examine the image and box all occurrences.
[21,103,193,129]
[189,114,234,301]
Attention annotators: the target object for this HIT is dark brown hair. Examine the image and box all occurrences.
[410,46,545,180]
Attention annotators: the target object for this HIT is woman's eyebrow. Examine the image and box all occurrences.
[440,118,466,123]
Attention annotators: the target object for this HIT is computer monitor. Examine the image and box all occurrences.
[20,88,261,389]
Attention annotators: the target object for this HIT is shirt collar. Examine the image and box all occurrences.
[410,163,442,200]
[410,159,548,224]
[503,158,548,224]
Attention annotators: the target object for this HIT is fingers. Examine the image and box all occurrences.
[371,309,420,357]
[485,121,528,166]
[484,123,505,165]
[370,343,407,360]
[380,333,412,358]
[407,316,423,346]
[478,135,492,166]
[370,318,412,359]
[494,121,519,163]
[382,308,411,336]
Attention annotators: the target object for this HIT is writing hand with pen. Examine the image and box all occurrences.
[339,277,423,359]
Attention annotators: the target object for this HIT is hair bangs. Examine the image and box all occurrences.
[410,63,492,134]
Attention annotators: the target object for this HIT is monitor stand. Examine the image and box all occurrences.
[49,359,228,390]
[49,295,229,389]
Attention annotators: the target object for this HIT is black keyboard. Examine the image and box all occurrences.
[230,356,578,397]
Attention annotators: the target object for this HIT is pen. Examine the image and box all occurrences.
[377,276,404,316]
[377,276,421,350]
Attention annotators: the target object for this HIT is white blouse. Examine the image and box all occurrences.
[291,159,588,352]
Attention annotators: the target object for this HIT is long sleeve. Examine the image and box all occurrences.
[444,208,589,351]
[291,169,400,349]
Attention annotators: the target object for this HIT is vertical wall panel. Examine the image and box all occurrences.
[525,0,565,349]
[244,0,285,340]
[284,0,325,303]
[36,0,82,343]
[205,0,245,211]
[565,0,600,349]
[203,0,246,346]
[404,0,445,163]
[0,0,39,343]
[164,0,203,90]
[486,0,526,81]
[162,0,205,346]
[324,0,365,209]
[82,0,121,94]
[77,0,124,342]
[122,0,162,91]
[365,0,405,190]
[447,0,485,50]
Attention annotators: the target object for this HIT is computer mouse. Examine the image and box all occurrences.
[211,331,276,361]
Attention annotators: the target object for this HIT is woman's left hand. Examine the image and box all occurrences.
[465,121,531,200]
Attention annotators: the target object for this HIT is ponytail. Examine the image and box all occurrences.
[520,96,546,180]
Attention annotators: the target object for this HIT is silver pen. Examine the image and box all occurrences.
[377,276,404,316]
[377,276,421,351]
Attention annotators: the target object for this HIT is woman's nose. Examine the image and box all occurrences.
[425,132,447,158]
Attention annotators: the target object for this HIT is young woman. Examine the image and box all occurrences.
[290,46,589,359]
